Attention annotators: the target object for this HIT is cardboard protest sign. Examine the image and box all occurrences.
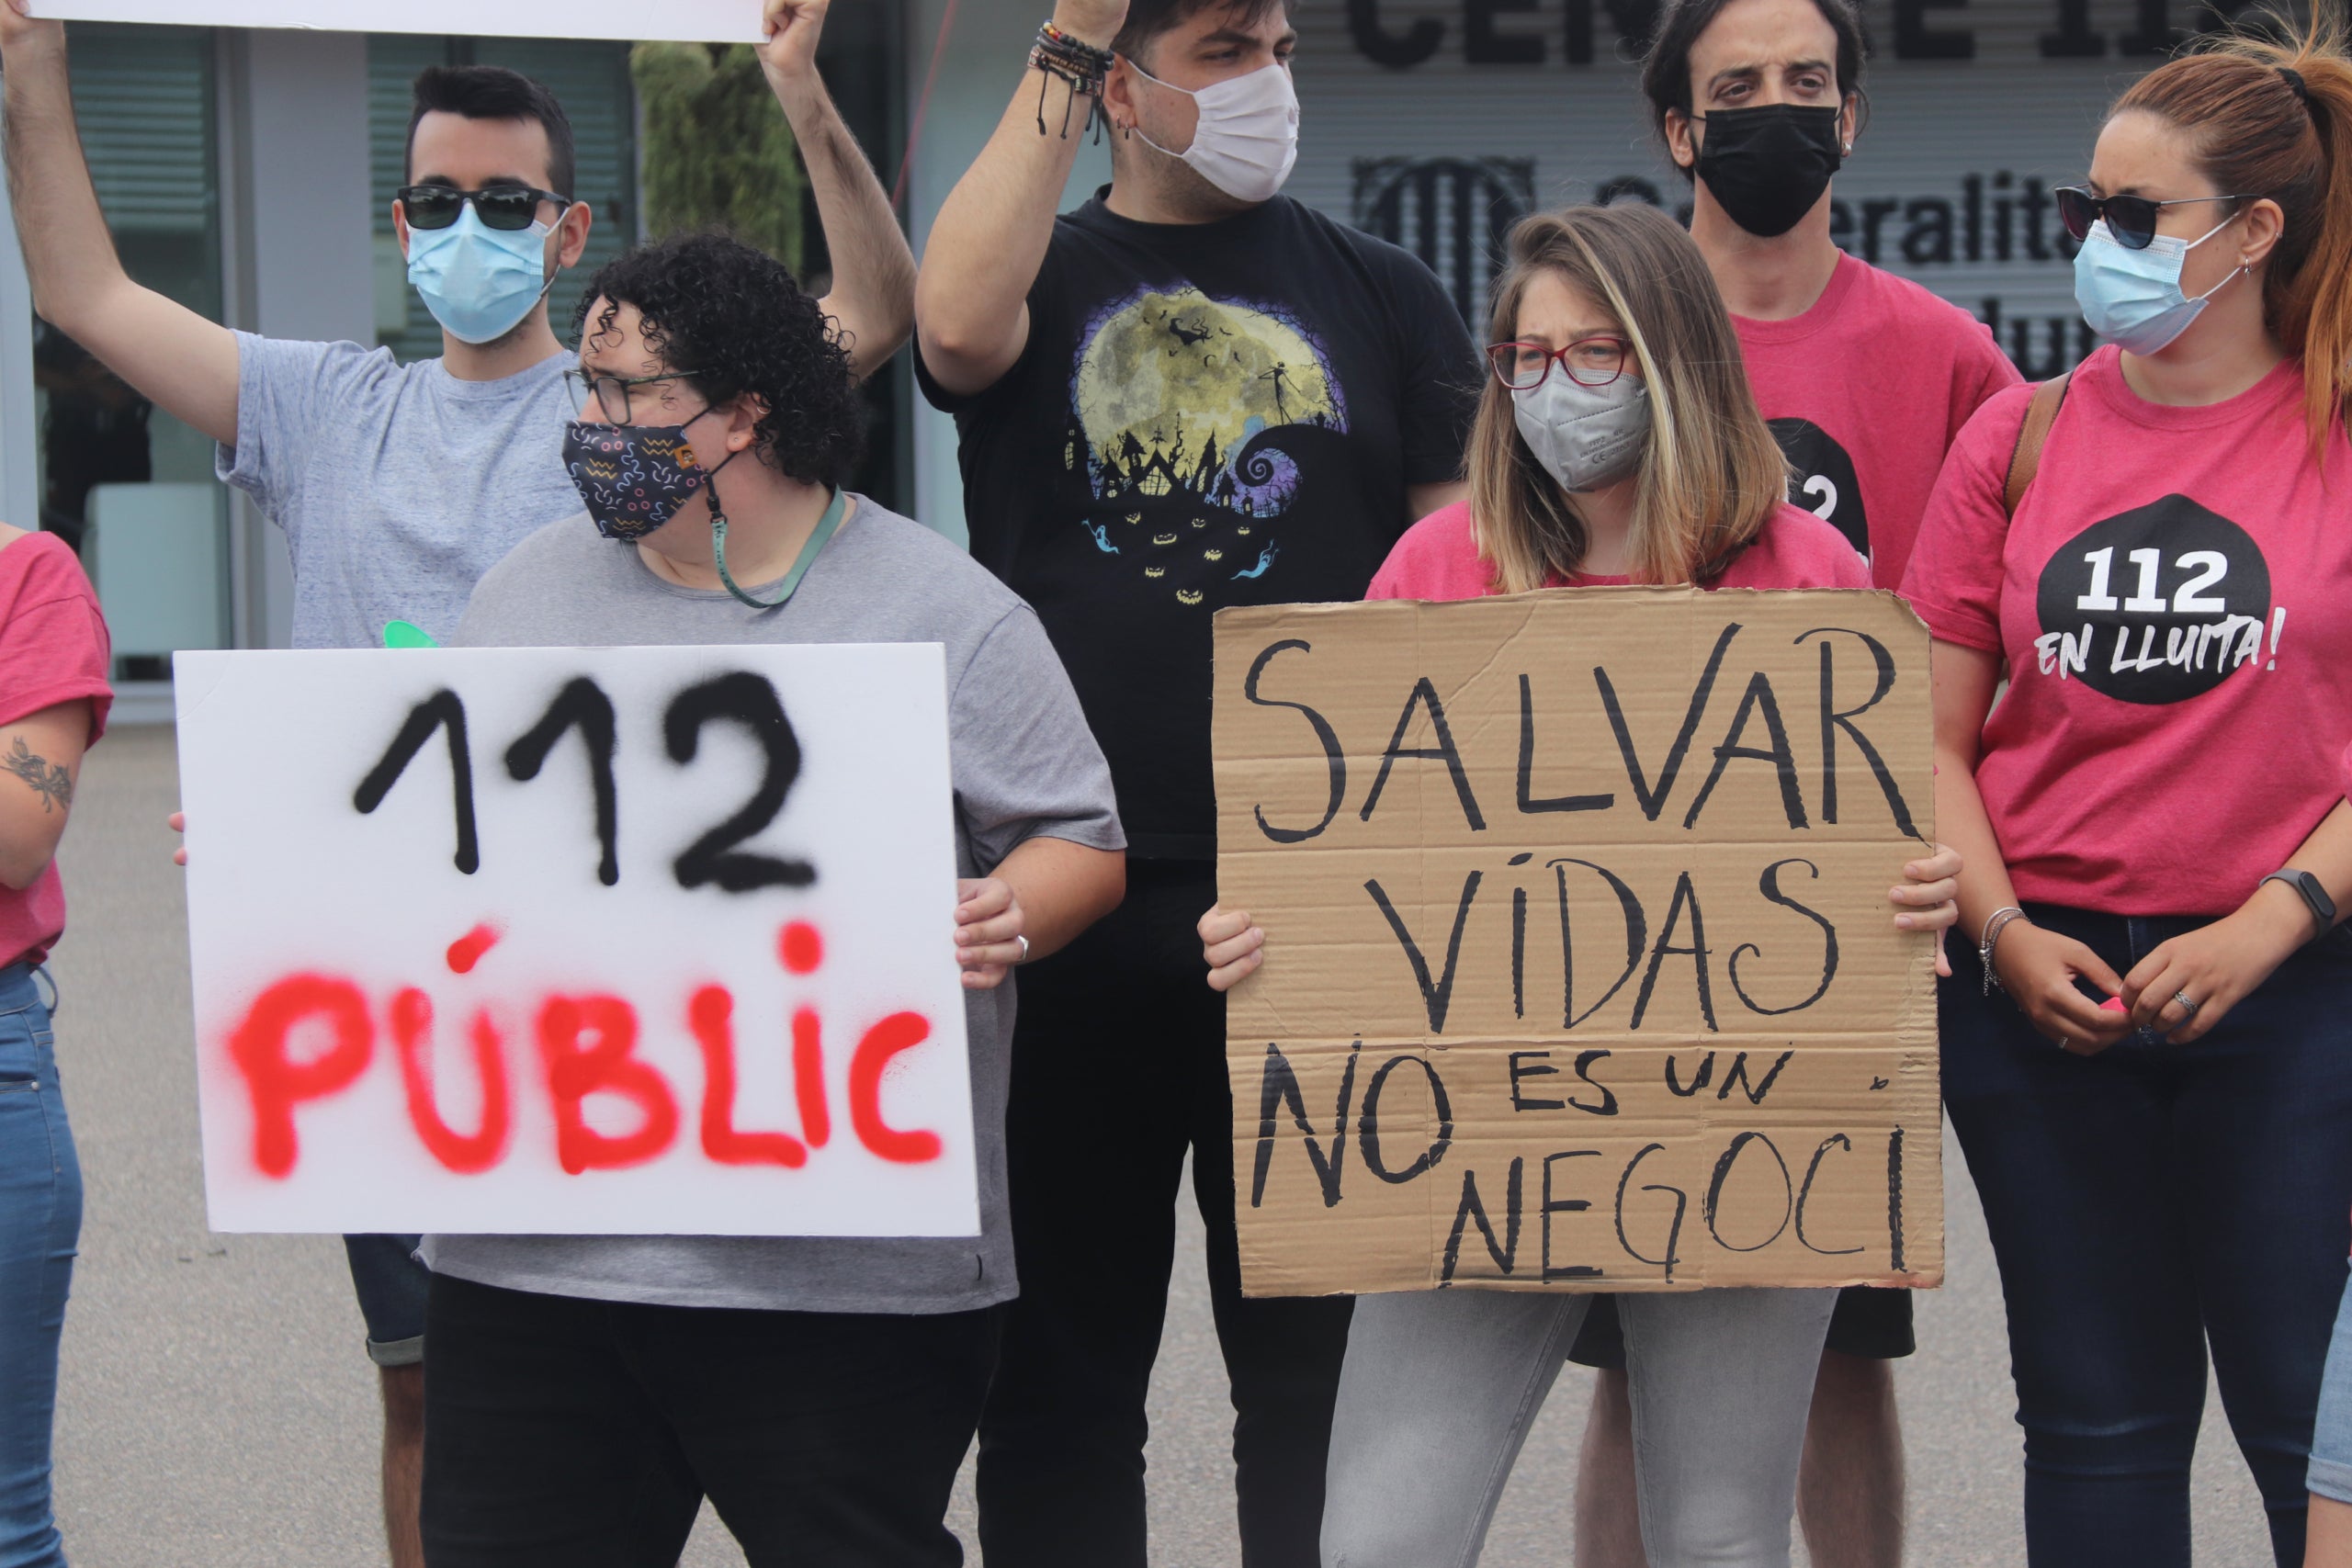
[28,0,763,43]
[1214,588,1940,1296]
[174,644,977,1237]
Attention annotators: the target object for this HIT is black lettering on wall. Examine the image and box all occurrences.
[1244,639,1348,843]
[1441,1156,1526,1283]
[355,689,480,875]
[1894,0,1973,59]
[1367,870,1485,1033]
[1798,628,1920,835]
[1347,0,1444,65]
[504,677,621,887]
[1250,1040,1363,1208]
[663,673,815,894]
[1361,676,1487,830]
[2039,0,2105,55]
[1541,1149,1605,1280]
[1360,1054,1455,1184]
[1731,859,1841,1016]
[1520,673,1614,816]
[1465,0,1544,62]
[1597,622,1740,819]
[1552,858,1646,1029]
[1796,1134,1866,1255]
[1615,1142,1688,1281]
[1632,873,1716,1031]
[1681,671,1807,830]
[1704,1131,1794,1252]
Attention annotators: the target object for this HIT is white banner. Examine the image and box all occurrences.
[174,644,978,1238]
[28,0,763,43]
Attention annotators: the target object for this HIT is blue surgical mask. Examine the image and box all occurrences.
[405,204,560,346]
[2073,216,2246,357]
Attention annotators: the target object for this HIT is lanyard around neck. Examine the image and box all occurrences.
[710,486,848,610]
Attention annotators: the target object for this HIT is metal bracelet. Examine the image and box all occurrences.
[1979,906,2028,997]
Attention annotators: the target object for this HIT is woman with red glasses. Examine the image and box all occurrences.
[1198,201,1960,1566]
[1900,22,2352,1568]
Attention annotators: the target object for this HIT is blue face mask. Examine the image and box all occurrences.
[2073,216,2246,357]
[405,204,560,346]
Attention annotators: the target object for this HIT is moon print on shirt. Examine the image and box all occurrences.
[1066,286,1349,606]
[1767,417,1869,560]
[2031,495,2277,705]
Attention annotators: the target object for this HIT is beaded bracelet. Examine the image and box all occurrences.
[1028,20,1114,139]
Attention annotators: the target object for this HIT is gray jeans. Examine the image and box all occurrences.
[1321,1285,1838,1568]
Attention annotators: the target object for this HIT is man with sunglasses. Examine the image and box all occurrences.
[915,0,1476,1561]
[1558,2,2019,1566]
[0,5,910,1565]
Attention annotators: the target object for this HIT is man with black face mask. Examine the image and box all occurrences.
[1562,3,2018,1566]
[0,4,910,1564]
[914,0,1479,1562]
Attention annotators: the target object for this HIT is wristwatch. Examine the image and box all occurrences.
[2260,869,2335,934]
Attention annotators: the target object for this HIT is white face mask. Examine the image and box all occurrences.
[1512,371,1651,494]
[1129,61,1299,204]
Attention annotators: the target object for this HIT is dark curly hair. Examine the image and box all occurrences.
[574,231,863,488]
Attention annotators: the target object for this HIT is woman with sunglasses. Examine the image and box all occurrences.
[1900,22,2352,1568]
[1198,202,1960,1566]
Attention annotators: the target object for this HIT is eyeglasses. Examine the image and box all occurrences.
[2054,186,2249,251]
[564,368,706,425]
[398,184,571,232]
[1487,335,1633,390]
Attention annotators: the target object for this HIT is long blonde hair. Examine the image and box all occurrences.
[1467,204,1789,592]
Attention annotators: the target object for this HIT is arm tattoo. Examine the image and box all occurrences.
[2,737,73,815]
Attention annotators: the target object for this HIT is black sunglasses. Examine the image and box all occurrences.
[2054,185,2248,251]
[398,184,571,233]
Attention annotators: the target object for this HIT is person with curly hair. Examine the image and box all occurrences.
[415,227,1128,1568]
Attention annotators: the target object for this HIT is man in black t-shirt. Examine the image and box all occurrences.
[914,1,1476,1560]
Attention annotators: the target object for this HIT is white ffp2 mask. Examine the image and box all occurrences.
[1130,62,1299,204]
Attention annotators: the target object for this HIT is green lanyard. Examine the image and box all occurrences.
[710,487,848,610]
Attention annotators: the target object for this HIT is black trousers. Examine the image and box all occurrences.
[421,1273,998,1567]
[976,860,1354,1568]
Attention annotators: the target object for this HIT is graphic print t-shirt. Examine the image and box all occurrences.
[1902,346,2352,915]
[1736,254,2019,591]
[918,192,1480,858]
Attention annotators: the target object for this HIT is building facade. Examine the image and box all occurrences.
[2,0,2199,716]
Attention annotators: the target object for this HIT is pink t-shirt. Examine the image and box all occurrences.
[1736,253,2020,592]
[1901,346,2351,916]
[0,532,111,971]
[1367,499,1872,601]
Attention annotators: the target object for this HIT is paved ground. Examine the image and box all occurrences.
[47,727,2275,1565]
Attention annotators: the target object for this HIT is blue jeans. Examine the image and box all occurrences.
[0,964,77,1568]
[2308,1264,2352,1504]
[1943,907,2352,1568]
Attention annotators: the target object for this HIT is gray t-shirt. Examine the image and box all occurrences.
[215,332,580,650]
[421,496,1125,1314]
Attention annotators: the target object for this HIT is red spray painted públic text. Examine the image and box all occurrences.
[223,919,940,1179]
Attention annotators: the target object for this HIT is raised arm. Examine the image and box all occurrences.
[758,0,916,383]
[1,5,240,446]
[913,0,1125,398]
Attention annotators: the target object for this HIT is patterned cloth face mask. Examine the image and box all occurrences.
[563,409,734,543]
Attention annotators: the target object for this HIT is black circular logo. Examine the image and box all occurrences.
[1768,417,1868,560]
[2031,495,2273,705]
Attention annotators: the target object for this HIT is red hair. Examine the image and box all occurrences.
[2117,15,2352,451]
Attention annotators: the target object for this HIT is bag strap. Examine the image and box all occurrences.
[2002,369,2074,519]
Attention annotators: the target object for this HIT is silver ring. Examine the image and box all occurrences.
[2173,988,2199,1019]
[1015,934,1031,964]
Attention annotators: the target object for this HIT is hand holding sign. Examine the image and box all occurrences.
[759,0,830,93]
[0,0,64,55]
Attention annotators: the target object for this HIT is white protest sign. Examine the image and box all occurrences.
[174,644,978,1238]
[28,0,763,43]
